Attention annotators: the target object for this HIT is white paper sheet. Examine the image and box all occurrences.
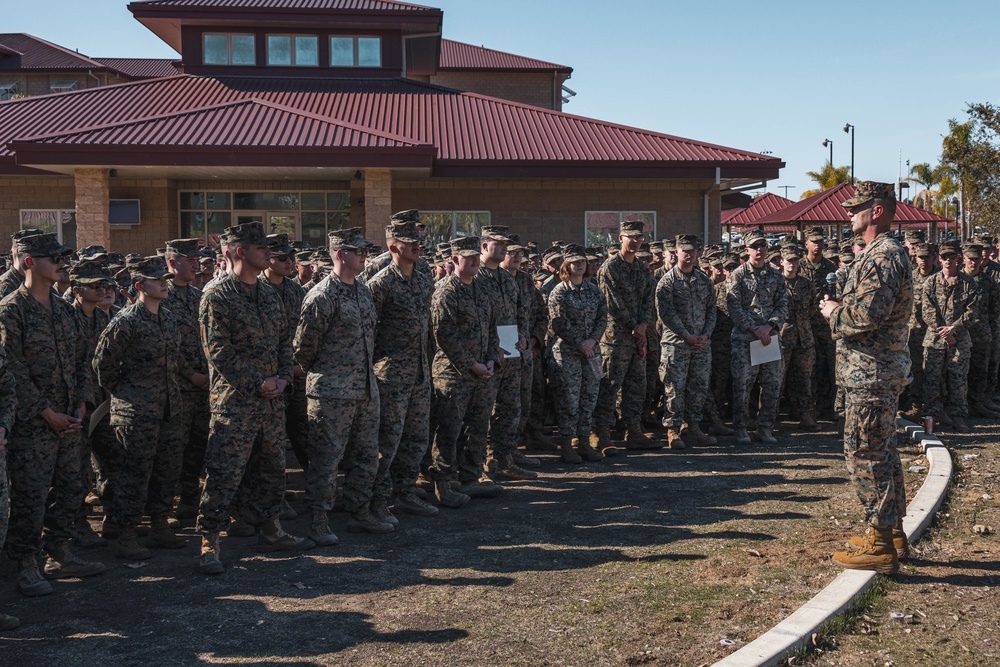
[497,325,521,359]
[749,338,782,366]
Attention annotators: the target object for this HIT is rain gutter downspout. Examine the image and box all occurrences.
[401,31,442,79]
[704,167,721,243]
[87,69,101,87]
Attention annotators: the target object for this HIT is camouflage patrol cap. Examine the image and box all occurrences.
[12,228,45,243]
[69,260,113,285]
[636,243,652,259]
[78,245,109,262]
[743,230,767,246]
[676,234,700,251]
[506,234,526,252]
[619,219,645,237]
[386,220,421,244]
[939,240,961,257]
[977,235,997,246]
[310,249,333,268]
[841,181,895,208]
[723,254,740,271]
[481,226,512,243]
[124,253,143,266]
[17,232,72,258]
[389,209,421,224]
[963,243,984,259]
[805,227,825,243]
[266,233,295,255]
[585,247,601,261]
[226,222,268,245]
[436,242,452,255]
[839,250,855,263]
[766,248,782,263]
[822,247,839,260]
[914,242,935,258]
[562,244,587,263]
[450,236,481,257]
[129,255,174,281]
[290,240,311,250]
[780,246,802,261]
[904,230,926,244]
[542,246,564,264]
[650,240,664,254]
[662,238,676,252]
[840,240,855,254]
[329,227,373,251]
[165,238,203,257]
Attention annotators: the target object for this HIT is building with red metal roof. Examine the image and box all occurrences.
[721,192,794,227]
[0,0,784,253]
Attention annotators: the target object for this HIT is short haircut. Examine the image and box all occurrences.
[559,260,591,282]
[874,197,897,219]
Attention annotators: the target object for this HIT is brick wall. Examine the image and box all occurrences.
[429,72,568,110]
[0,175,76,243]
[108,178,175,255]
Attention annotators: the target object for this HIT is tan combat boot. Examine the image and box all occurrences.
[308,508,340,547]
[44,542,107,579]
[624,422,661,450]
[799,412,822,432]
[593,424,618,456]
[665,427,686,450]
[17,557,53,597]
[683,422,717,447]
[847,519,909,560]
[576,435,605,462]
[707,413,735,436]
[559,437,583,464]
[148,515,186,549]
[199,533,224,575]
[833,526,899,574]
[112,528,152,560]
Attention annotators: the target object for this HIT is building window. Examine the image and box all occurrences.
[420,211,490,248]
[20,209,76,248]
[0,82,18,101]
[179,190,350,245]
[203,33,256,66]
[330,36,381,68]
[585,211,656,247]
[50,81,78,93]
[267,35,319,67]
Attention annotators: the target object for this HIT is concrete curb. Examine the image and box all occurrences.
[711,419,953,667]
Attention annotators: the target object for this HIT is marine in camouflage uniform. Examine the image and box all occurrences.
[727,231,788,441]
[960,243,1000,417]
[593,220,655,446]
[366,216,438,518]
[777,247,819,428]
[0,229,45,300]
[197,223,307,574]
[295,228,387,535]
[799,229,839,416]
[506,236,548,446]
[655,235,716,446]
[900,243,938,416]
[922,241,979,429]
[93,256,186,557]
[0,233,104,595]
[0,341,18,622]
[526,247,563,441]
[709,257,736,421]
[548,246,607,448]
[429,236,500,502]
[823,183,912,573]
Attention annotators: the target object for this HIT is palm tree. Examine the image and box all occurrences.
[800,163,851,199]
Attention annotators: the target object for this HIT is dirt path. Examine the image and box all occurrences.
[0,421,979,667]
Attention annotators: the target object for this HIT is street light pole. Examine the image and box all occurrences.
[822,138,833,167]
[843,123,855,183]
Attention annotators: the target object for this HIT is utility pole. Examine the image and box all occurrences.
[778,186,796,199]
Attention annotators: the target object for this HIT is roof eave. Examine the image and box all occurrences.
[432,160,783,180]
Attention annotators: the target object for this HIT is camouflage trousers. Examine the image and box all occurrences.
[375,377,430,501]
[430,374,497,483]
[517,354,534,436]
[286,378,310,469]
[488,357,522,457]
[197,410,287,534]
[731,340,783,430]
[901,328,927,411]
[967,326,992,405]
[644,328,663,415]
[552,346,601,438]
[991,323,1000,397]
[110,417,182,528]
[923,346,971,419]
[307,395,380,514]
[526,347,548,431]
[77,410,123,523]
[4,414,82,560]
[175,391,210,506]
[780,342,816,418]
[812,320,837,412]
[0,448,7,553]
[594,342,646,428]
[843,390,906,528]
[710,333,732,419]
[659,344,711,429]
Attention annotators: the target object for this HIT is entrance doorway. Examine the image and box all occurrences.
[233,212,300,239]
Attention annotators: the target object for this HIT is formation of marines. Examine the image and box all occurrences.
[0,181,971,629]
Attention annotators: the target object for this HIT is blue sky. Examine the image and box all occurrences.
[10,0,999,200]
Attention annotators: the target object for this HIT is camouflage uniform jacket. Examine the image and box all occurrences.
[262,276,306,341]
[294,273,377,401]
[368,261,434,386]
[726,263,789,344]
[514,269,548,346]
[0,345,16,436]
[93,302,183,424]
[799,256,839,301]
[164,281,208,390]
[475,265,527,340]
[0,284,94,420]
[548,280,607,355]
[963,269,1000,334]
[539,274,559,304]
[361,251,432,282]
[200,274,293,415]
[0,268,24,300]
[921,271,978,350]
[712,281,734,343]
[835,266,850,298]
[72,301,112,403]
[828,233,913,390]
[780,274,815,349]
[596,254,653,346]
[655,266,716,348]
[431,274,499,381]
[909,268,937,330]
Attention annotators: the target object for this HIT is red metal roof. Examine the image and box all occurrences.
[439,39,571,73]
[0,34,108,71]
[96,58,180,79]
[0,75,783,178]
[130,0,439,12]
[753,183,953,225]
[722,192,794,226]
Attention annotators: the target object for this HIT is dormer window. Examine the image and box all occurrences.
[330,36,381,68]
[267,35,319,67]
[203,33,256,66]
[0,82,18,101]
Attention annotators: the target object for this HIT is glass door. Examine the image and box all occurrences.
[268,213,299,240]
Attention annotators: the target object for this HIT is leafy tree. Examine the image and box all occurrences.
[800,163,851,199]
[941,108,1000,233]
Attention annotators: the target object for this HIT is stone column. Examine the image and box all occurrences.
[74,168,110,250]
[363,169,392,242]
